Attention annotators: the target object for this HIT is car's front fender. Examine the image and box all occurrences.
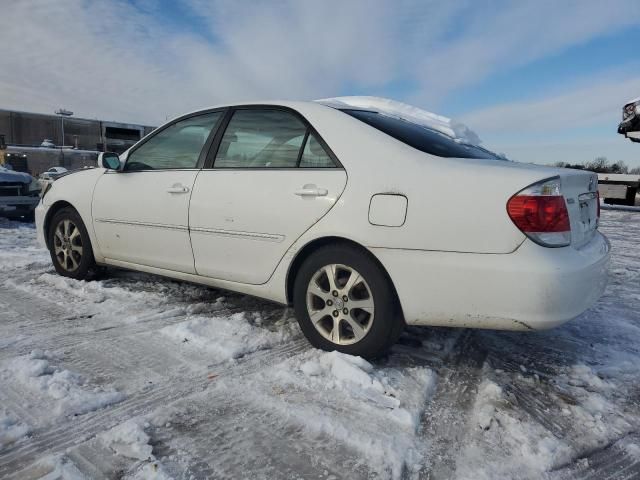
[39,168,106,262]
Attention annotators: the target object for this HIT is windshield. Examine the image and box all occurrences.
[341,109,502,160]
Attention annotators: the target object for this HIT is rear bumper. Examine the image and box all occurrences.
[372,232,610,331]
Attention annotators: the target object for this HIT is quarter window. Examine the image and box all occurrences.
[125,112,222,171]
[214,110,307,168]
[299,133,336,168]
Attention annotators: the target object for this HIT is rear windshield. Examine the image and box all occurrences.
[341,109,501,160]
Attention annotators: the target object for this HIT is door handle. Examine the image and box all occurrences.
[294,185,328,197]
[167,184,190,194]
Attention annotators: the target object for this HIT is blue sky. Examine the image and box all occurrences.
[2,0,640,167]
[446,32,640,116]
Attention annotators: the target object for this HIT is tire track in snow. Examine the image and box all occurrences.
[146,398,364,480]
[392,330,488,480]
[0,285,259,361]
[0,338,309,478]
[0,287,79,335]
[1,275,305,478]
[483,340,578,440]
[483,325,640,456]
[551,433,640,480]
[47,390,367,480]
[0,383,42,428]
[60,335,193,389]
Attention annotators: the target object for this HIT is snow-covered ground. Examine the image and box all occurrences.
[0,211,639,479]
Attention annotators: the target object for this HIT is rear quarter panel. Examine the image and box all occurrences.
[290,103,562,254]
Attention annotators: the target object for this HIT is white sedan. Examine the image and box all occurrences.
[35,97,610,358]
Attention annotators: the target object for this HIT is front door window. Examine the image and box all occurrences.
[125,112,223,171]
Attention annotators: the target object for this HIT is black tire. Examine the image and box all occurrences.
[293,244,404,359]
[47,207,98,280]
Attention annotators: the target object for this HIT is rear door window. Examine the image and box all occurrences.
[214,110,307,168]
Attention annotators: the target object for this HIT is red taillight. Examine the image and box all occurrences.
[507,177,571,247]
[507,195,570,233]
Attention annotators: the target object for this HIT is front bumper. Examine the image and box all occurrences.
[618,115,640,141]
[372,232,610,331]
[0,195,40,216]
[35,201,47,248]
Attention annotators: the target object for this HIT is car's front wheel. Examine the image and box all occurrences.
[48,207,98,280]
[293,244,403,358]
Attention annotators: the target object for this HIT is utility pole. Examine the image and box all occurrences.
[55,108,73,147]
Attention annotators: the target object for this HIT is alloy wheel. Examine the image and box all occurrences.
[306,264,375,345]
[53,219,83,272]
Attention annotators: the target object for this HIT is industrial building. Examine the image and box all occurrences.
[0,109,155,175]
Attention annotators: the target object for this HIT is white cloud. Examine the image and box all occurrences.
[460,72,640,134]
[0,0,639,130]
[457,70,640,168]
[410,0,640,103]
[0,0,401,124]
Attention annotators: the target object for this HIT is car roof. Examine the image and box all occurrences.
[175,98,481,146]
[180,100,320,117]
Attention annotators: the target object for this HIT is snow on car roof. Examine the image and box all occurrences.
[315,96,482,146]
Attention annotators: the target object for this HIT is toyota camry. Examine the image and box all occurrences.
[35,97,610,358]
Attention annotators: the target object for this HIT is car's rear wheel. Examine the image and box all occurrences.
[48,207,98,280]
[293,244,403,359]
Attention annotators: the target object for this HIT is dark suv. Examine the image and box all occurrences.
[0,166,41,221]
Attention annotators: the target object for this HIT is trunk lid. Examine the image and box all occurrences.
[558,170,599,248]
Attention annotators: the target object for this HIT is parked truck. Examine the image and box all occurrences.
[601,98,640,206]
[0,134,42,220]
[0,166,41,221]
[598,173,639,206]
[618,97,640,143]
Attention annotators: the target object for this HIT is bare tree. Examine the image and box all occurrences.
[584,156,610,173]
[609,161,629,174]
[548,157,633,173]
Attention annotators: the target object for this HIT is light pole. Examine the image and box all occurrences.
[55,108,73,147]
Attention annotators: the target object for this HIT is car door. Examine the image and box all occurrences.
[189,107,347,284]
[92,111,223,273]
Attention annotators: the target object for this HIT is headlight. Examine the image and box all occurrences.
[41,181,53,199]
[28,178,41,191]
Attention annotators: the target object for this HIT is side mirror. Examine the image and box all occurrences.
[99,152,121,170]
